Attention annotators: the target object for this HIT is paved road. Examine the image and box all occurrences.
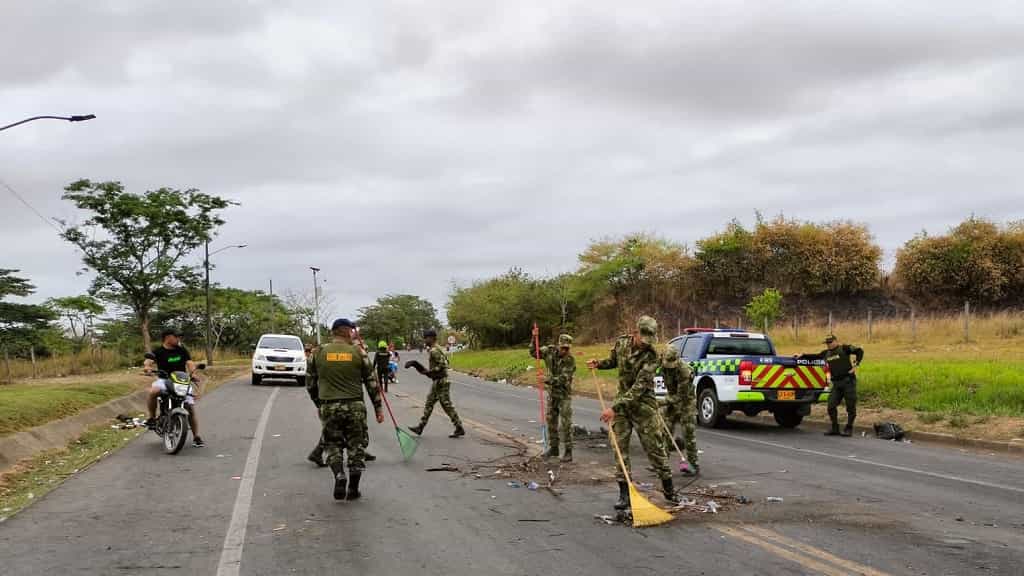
[3,354,1023,575]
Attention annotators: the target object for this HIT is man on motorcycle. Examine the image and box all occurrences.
[144,328,205,448]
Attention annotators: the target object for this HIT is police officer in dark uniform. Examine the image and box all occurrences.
[798,335,864,437]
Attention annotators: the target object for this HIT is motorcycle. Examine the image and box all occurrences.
[143,352,205,454]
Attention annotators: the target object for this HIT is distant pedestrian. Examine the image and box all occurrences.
[660,345,698,475]
[408,329,465,438]
[588,316,677,510]
[531,334,576,462]
[374,341,391,393]
[798,335,864,437]
[308,318,385,500]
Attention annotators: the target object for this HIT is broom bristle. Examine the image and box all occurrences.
[627,484,674,527]
[396,427,419,461]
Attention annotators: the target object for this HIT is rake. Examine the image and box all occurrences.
[531,323,549,453]
[591,368,673,528]
[655,410,690,473]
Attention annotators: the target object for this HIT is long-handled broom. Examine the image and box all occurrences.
[655,410,690,473]
[380,384,419,461]
[591,368,673,528]
[531,323,548,453]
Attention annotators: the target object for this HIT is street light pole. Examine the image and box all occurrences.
[0,114,96,132]
[204,242,248,366]
[310,267,321,345]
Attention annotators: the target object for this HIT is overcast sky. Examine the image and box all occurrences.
[3,1,1022,322]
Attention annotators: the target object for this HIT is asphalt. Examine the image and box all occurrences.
[2,352,1023,575]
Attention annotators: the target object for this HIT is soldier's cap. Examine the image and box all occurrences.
[159,328,180,339]
[423,328,438,338]
[637,315,658,345]
[558,334,573,348]
[824,334,837,344]
[331,318,356,330]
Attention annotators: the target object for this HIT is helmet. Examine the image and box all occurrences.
[378,340,388,350]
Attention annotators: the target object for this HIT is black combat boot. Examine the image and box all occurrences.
[307,446,326,467]
[614,481,631,511]
[346,470,362,501]
[824,422,841,436]
[409,423,425,436]
[662,478,679,504]
[449,424,466,438]
[330,462,347,501]
[560,447,573,463]
[364,451,377,462]
[841,426,854,437]
[543,443,559,459]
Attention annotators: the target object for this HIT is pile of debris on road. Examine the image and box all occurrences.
[110,414,146,430]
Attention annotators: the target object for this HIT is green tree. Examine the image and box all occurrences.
[0,269,56,358]
[58,180,233,351]
[357,294,440,348]
[156,287,299,353]
[447,269,563,348]
[45,295,104,352]
[745,288,783,331]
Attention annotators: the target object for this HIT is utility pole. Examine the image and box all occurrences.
[268,278,274,333]
[205,240,212,366]
[311,267,321,345]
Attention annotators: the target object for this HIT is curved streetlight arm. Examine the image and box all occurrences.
[0,114,97,132]
[209,243,248,257]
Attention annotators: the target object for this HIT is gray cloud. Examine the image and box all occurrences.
[2,1,1023,321]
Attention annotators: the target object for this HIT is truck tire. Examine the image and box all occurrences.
[697,387,726,428]
[773,408,804,429]
[251,373,262,386]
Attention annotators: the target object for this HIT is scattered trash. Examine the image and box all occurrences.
[528,420,537,423]
[596,443,607,448]
[507,481,522,488]
[637,482,654,490]
[861,431,867,437]
[216,454,226,458]
[272,434,281,438]
[231,476,242,480]
[766,497,784,503]
[737,496,751,504]
[594,514,618,525]
[27,493,34,500]
[527,481,540,491]
[273,524,287,532]
[705,501,719,514]
[679,497,698,507]
[955,517,965,522]
[518,519,550,522]
[534,440,545,445]
[425,465,460,472]
[547,470,556,483]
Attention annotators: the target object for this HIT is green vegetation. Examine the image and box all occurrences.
[0,380,138,436]
[745,288,783,331]
[0,424,143,520]
[357,294,440,348]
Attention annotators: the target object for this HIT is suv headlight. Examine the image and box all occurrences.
[256,355,267,361]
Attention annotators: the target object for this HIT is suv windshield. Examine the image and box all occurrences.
[706,337,773,356]
[258,337,303,350]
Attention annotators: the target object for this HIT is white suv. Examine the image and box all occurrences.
[252,334,307,386]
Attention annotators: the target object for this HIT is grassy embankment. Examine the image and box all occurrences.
[450,313,1024,441]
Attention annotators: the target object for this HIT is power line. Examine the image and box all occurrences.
[0,179,64,234]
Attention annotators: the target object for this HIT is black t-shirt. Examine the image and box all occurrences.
[152,345,191,373]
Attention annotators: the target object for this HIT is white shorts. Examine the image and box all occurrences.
[152,379,196,406]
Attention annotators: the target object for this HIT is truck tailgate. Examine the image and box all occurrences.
[750,357,828,390]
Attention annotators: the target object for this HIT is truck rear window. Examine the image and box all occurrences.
[706,337,773,356]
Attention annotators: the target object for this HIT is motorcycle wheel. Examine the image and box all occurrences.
[163,413,189,455]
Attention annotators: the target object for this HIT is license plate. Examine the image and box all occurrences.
[271,365,286,371]
[778,390,796,401]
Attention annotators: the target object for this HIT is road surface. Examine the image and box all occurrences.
[2,354,1022,575]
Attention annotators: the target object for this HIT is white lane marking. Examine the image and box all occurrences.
[702,429,1024,495]
[216,386,280,576]
[452,372,1024,494]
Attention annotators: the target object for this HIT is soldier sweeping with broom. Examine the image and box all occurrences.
[588,316,678,513]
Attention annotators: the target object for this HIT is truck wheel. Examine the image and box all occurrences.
[773,408,804,429]
[697,387,726,428]
[251,373,262,386]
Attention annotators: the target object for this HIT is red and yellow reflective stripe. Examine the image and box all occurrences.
[750,364,828,389]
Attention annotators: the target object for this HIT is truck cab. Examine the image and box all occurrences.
[667,328,830,429]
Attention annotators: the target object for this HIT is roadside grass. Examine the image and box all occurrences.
[2,348,250,382]
[451,345,1024,418]
[0,424,143,522]
[0,360,250,437]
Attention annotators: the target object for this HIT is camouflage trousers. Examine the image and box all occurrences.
[612,395,671,482]
[320,399,369,471]
[419,379,462,427]
[547,388,573,450]
[663,390,698,465]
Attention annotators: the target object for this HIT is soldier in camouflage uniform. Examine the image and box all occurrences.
[532,334,576,462]
[589,316,677,510]
[307,318,384,500]
[409,329,465,438]
[660,345,698,476]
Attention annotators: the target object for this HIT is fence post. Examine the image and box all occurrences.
[963,300,970,342]
[30,345,37,379]
[676,317,681,337]
[763,317,768,335]
[910,308,917,342]
[3,347,10,384]
[828,311,833,335]
[792,316,798,339]
[867,310,873,342]
[715,318,720,329]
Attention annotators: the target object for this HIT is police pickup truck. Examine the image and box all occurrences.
[666,328,830,429]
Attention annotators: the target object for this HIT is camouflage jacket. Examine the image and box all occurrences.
[596,335,659,407]
[660,353,693,397]
[428,344,449,382]
[530,345,576,391]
